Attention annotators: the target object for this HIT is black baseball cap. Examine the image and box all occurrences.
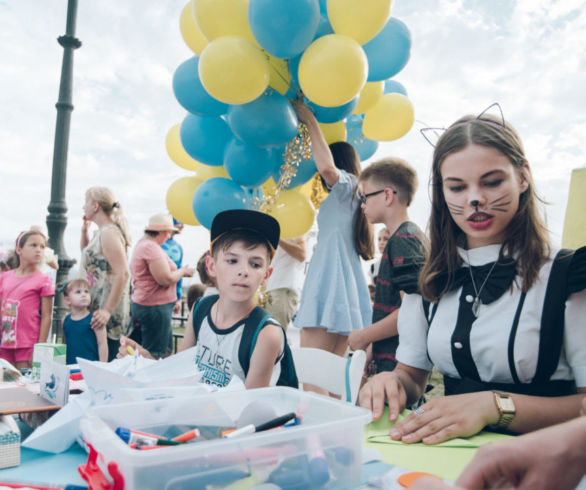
[210,209,280,258]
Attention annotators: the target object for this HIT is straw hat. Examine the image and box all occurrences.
[144,213,178,233]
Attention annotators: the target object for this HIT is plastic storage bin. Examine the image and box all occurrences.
[79,386,371,489]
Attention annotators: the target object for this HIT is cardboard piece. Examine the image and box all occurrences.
[32,343,66,380]
[0,388,61,415]
[39,360,69,407]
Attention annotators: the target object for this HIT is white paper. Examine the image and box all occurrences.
[23,346,210,453]
[39,359,69,406]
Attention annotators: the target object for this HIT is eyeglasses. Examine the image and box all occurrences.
[357,188,396,205]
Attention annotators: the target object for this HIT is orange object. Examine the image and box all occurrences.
[398,471,442,488]
[172,428,200,443]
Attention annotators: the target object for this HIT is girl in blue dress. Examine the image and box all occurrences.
[292,101,373,382]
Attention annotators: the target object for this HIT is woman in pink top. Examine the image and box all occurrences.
[0,229,55,369]
[130,214,194,358]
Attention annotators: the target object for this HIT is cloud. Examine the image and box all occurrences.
[1,0,584,265]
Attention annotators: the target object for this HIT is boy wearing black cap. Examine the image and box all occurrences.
[120,209,297,389]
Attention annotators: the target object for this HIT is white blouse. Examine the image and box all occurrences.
[396,244,586,387]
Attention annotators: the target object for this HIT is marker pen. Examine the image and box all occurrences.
[224,412,297,439]
[172,428,200,443]
[115,427,177,447]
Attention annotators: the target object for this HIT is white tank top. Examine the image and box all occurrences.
[194,313,283,387]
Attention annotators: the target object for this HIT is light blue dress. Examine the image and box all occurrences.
[294,170,372,334]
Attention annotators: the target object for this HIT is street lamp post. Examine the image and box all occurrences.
[46,0,81,340]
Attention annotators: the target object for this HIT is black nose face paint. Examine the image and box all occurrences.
[471,200,480,212]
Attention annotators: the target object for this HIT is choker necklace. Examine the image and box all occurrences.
[466,250,499,318]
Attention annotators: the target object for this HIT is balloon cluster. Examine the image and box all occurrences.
[166,0,414,239]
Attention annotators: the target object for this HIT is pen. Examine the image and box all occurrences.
[224,412,297,439]
[172,428,200,442]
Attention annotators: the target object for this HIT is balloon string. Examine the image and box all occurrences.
[266,55,302,97]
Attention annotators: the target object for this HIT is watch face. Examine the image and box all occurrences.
[500,397,515,412]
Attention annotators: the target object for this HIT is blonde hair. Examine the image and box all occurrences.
[86,187,131,247]
[62,278,91,297]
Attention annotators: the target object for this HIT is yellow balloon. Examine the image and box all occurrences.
[268,190,315,239]
[199,36,270,105]
[327,0,392,45]
[166,124,200,171]
[261,177,278,196]
[299,173,328,209]
[299,34,368,107]
[562,167,586,248]
[179,2,208,55]
[194,164,229,180]
[319,121,347,144]
[266,53,291,96]
[363,93,414,141]
[192,0,256,44]
[166,176,204,226]
[352,81,383,115]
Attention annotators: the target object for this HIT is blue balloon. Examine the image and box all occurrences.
[352,137,379,161]
[180,114,232,166]
[249,0,320,59]
[384,79,408,96]
[227,91,298,148]
[319,0,327,15]
[224,138,274,188]
[346,122,363,142]
[173,57,228,116]
[363,18,411,81]
[192,177,249,229]
[306,96,358,123]
[272,147,317,189]
[288,55,302,93]
[314,14,334,40]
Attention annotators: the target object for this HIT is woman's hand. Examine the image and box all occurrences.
[358,371,408,421]
[90,309,111,330]
[291,98,316,126]
[389,391,499,445]
[181,265,195,278]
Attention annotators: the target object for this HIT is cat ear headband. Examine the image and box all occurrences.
[419,103,506,148]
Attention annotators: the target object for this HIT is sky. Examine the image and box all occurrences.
[1,0,585,278]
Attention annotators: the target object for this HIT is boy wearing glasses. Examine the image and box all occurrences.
[349,158,426,374]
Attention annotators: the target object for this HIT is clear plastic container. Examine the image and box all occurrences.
[80,386,371,489]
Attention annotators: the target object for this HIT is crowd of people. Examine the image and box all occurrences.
[1,101,585,487]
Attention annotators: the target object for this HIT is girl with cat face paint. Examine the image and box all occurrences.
[358,109,586,445]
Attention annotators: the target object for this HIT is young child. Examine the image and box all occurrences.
[368,227,391,301]
[61,278,108,364]
[196,250,218,297]
[348,158,426,374]
[120,209,297,390]
[0,230,55,369]
[359,108,586,444]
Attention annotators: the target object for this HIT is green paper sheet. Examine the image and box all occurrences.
[363,407,513,480]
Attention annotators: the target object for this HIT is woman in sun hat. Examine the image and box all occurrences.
[129,213,195,358]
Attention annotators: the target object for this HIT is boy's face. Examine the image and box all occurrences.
[65,285,91,309]
[207,241,272,303]
[358,178,391,224]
